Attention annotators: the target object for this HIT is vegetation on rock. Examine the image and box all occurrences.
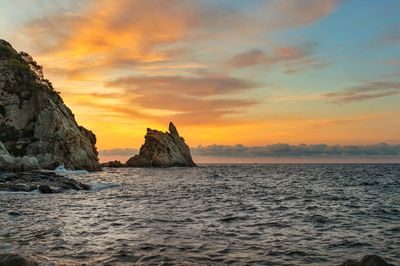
[0,39,101,171]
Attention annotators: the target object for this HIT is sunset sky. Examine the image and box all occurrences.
[1,0,399,162]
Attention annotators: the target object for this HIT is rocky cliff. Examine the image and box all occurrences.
[0,39,101,171]
[126,122,196,167]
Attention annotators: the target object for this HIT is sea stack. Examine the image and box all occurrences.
[0,39,101,171]
[126,122,196,167]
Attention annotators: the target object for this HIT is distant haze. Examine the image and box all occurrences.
[99,143,400,163]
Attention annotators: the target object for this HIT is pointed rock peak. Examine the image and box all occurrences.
[0,39,13,49]
[126,122,196,167]
[0,39,17,59]
[169,122,179,136]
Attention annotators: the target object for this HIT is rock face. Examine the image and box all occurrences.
[0,39,100,171]
[0,140,39,171]
[126,122,196,167]
[337,255,395,266]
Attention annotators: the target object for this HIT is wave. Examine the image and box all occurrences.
[90,183,120,192]
[54,164,89,175]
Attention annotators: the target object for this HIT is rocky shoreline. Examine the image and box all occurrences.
[0,170,90,194]
[337,255,395,266]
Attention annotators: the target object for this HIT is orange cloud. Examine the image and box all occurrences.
[22,0,342,70]
[106,75,257,96]
[11,0,351,151]
[20,0,212,84]
[102,74,260,125]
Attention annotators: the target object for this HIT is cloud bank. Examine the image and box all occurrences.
[99,148,139,156]
[192,144,400,158]
[99,143,400,159]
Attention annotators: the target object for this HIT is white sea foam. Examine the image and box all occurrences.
[54,164,89,176]
[90,183,120,192]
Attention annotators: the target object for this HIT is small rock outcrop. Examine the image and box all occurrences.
[0,39,100,171]
[337,255,395,266]
[126,122,196,167]
[101,160,125,167]
[0,253,38,266]
[0,171,91,193]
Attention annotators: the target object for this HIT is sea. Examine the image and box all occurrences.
[0,164,399,265]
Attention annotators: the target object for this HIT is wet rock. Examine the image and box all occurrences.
[79,182,91,190]
[102,160,125,167]
[0,142,39,172]
[38,184,53,194]
[126,122,196,167]
[0,39,101,171]
[0,253,38,266]
[0,183,34,192]
[8,211,22,216]
[0,171,90,193]
[337,255,395,266]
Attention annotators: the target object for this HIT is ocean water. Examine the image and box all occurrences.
[0,164,399,265]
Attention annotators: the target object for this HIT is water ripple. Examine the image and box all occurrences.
[0,164,399,265]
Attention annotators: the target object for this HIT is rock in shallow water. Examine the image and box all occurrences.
[337,255,395,266]
[0,39,100,171]
[101,160,125,167]
[38,184,53,194]
[0,171,90,193]
[126,122,196,167]
[0,253,38,266]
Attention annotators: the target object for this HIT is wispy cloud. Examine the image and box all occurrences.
[261,0,342,30]
[377,24,400,45]
[18,0,342,73]
[106,75,257,96]
[63,78,259,125]
[324,82,400,103]
[227,47,307,68]
[226,44,329,72]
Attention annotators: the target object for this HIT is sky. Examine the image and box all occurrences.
[1,0,399,162]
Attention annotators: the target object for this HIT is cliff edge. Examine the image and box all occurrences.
[0,39,100,171]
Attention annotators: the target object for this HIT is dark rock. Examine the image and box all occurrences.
[38,184,53,194]
[0,183,34,192]
[101,160,125,167]
[79,182,91,191]
[8,211,22,216]
[0,253,38,266]
[0,39,101,171]
[0,171,91,193]
[126,122,196,167]
[337,255,395,266]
